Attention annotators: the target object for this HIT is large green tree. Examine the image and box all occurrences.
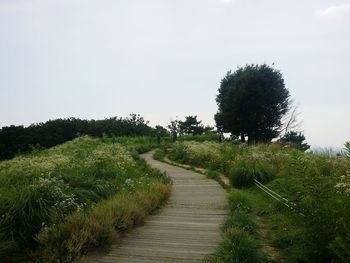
[215,64,290,143]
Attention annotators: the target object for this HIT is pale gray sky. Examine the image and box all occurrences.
[0,0,349,148]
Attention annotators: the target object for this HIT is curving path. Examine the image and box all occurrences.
[84,152,228,262]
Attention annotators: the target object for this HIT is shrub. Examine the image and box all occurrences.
[153,148,166,161]
[167,140,350,262]
[223,211,258,235]
[178,132,218,142]
[229,166,255,188]
[206,228,266,263]
[0,136,172,261]
[168,142,189,163]
[33,184,171,262]
[229,160,275,188]
[227,191,252,213]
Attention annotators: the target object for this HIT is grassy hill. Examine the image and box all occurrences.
[159,141,350,262]
[0,136,171,262]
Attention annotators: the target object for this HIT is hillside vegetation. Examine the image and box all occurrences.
[164,141,350,262]
[0,136,171,262]
[0,114,168,160]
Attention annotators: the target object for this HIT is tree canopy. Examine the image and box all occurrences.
[215,64,290,143]
[178,115,213,135]
[167,120,179,142]
[279,131,310,151]
[0,114,156,160]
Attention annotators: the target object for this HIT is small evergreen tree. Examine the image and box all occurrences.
[279,131,310,151]
[178,116,213,135]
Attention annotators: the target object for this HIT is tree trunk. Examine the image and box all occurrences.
[240,133,245,142]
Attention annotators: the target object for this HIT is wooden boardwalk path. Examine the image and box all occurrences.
[83,152,228,262]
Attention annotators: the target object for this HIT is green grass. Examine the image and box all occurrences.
[167,140,350,262]
[206,190,268,263]
[153,147,167,161]
[33,183,170,262]
[0,136,171,262]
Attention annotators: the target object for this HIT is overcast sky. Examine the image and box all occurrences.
[0,0,349,148]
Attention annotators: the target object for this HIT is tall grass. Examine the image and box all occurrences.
[0,136,171,262]
[206,191,267,263]
[32,183,170,262]
[168,140,350,262]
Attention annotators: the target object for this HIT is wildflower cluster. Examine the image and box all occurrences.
[30,175,86,220]
[0,136,172,261]
[335,171,350,196]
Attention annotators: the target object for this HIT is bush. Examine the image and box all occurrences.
[229,167,255,188]
[168,142,189,163]
[153,148,166,161]
[0,136,172,261]
[223,211,258,235]
[206,228,266,263]
[33,184,170,262]
[178,132,218,142]
[229,161,275,188]
[167,140,350,262]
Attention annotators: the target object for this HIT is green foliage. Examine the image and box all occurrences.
[155,125,169,137]
[33,184,170,262]
[329,235,350,262]
[168,142,190,164]
[0,114,159,160]
[224,211,258,235]
[166,140,350,262]
[178,115,213,135]
[279,131,310,151]
[110,136,169,153]
[177,132,219,142]
[206,190,267,263]
[228,159,275,188]
[167,120,179,142]
[206,228,266,263]
[0,136,171,261]
[153,148,167,161]
[168,141,222,168]
[167,117,214,143]
[344,141,350,159]
[229,166,255,188]
[215,64,290,143]
[227,191,253,213]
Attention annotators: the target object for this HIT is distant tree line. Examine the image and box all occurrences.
[0,114,163,160]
